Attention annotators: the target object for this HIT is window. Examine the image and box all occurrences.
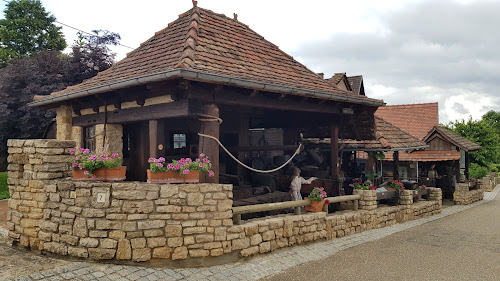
[84,126,96,152]
[173,133,186,149]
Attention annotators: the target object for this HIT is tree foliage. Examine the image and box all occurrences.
[0,0,66,67]
[0,31,120,170]
[446,117,500,167]
[482,110,500,135]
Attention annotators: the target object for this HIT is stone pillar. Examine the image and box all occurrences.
[6,139,75,249]
[399,190,413,206]
[71,126,83,148]
[95,124,123,154]
[353,189,377,210]
[56,105,73,140]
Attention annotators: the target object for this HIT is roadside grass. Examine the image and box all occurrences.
[0,172,9,199]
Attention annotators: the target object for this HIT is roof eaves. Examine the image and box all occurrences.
[29,69,385,107]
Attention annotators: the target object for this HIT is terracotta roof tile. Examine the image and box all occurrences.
[35,6,383,107]
[347,75,363,94]
[375,103,439,140]
[384,150,461,162]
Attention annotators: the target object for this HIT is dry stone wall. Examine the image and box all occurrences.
[7,139,444,263]
[455,183,484,205]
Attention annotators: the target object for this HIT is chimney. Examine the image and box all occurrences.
[317,73,324,79]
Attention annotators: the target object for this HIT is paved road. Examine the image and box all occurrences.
[0,187,498,281]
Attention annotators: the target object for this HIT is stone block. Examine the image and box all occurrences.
[172,246,188,260]
[96,219,122,230]
[240,246,259,257]
[183,227,206,235]
[79,238,99,248]
[99,238,118,249]
[165,225,183,237]
[109,231,126,239]
[203,242,222,250]
[211,248,224,257]
[232,238,250,250]
[82,208,105,218]
[152,247,172,259]
[112,190,147,200]
[189,249,209,258]
[167,237,184,247]
[60,234,79,246]
[131,248,151,261]
[43,242,68,255]
[122,201,154,213]
[160,185,179,198]
[40,220,58,232]
[116,239,132,260]
[147,237,166,248]
[138,220,165,230]
[250,234,263,246]
[68,247,88,258]
[187,193,204,206]
[195,234,214,243]
[91,187,111,208]
[131,238,146,249]
[88,248,116,260]
[89,230,107,238]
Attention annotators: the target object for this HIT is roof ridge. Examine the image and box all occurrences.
[175,7,201,69]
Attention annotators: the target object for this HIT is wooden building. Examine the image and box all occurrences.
[29,3,384,185]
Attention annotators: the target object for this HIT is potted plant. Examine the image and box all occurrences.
[305,187,329,212]
[387,180,405,191]
[350,179,377,190]
[70,148,125,181]
[147,153,214,184]
[412,184,427,200]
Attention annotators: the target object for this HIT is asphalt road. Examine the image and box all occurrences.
[263,195,500,281]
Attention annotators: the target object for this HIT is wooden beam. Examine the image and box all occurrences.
[229,145,299,153]
[250,89,259,97]
[72,99,195,126]
[331,125,339,179]
[149,120,158,158]
[188,90,342,115]
[237,113,249,178]
[199,104,219,183]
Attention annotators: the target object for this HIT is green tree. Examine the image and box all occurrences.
[446,117,500,167]
[0,0,66,67]
[482,110,500,135]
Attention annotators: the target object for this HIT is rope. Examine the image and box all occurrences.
[198,114,223,124]
[198,133,302,173]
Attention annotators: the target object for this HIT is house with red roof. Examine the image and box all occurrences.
[30,3,385,189]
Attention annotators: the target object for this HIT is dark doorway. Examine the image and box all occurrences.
[123,121,149,182]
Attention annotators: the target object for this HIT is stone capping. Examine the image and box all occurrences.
[455,183,484,205]
[7,139,444,263]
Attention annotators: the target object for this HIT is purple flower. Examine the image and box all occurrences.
[83,149,90,154]
[70,149,75,155]
[203,158,210,163]
[83,171,89,175]
[75,156,80,160]
[89,155,98,161]
[175,164,182,170]
[156,163,163,167]
[78,164,83,169]
[186,158,192,162]
[199,163,204,168]
[100,153,106,157]
[195,158,200,162]
[158,157,165,162]
[78,148,85,152]
[200,153,205,157]
[72,162,78,167]
[148,158,155,163]
[167,164,175,169]
[183,169,190,175]
[111,153,119,158]
[208,170,214,177]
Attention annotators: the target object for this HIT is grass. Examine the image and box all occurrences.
[0,172,9,199]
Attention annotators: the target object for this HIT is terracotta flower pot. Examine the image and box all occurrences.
[305,199,324,212]
[147,170,200,184]
[72,167,126,182]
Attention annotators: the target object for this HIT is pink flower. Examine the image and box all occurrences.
[199,163,204,168]
[167,164,175,169]
[195,158,200,162]
[70,149,75,155]
[158,157,165,162]
[148,158,155,163]
[78,148,85,152]
[203,158,210,163]
[83,171,89,175]
[175,164,182,170]
[75,156,80,160]
[423,185,426,190]
[78,164,83,169]
[208,170,214,177]
[100,153,106,157]
[89,155,97,161]
[183,169,190,175]
[156,163,163,167]
[200,153,205,157]
[99,157,106,162]
[186,158,192,162]
[111,153,119,158]
[72,162,78,167]
[83,149,90,154]
[324,199,330,204]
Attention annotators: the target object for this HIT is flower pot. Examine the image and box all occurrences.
[386,187,396,191]
[72,167,126,182]
[147,170,200,184]
[305,199,324,212]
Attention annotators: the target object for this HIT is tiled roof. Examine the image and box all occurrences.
[383,150,461,162]
[347,75,363,94]
[375,103,439,140]
[34,5,383,107]
[305,117,427,150]
[327,73,346,85]
[424,126,481,152]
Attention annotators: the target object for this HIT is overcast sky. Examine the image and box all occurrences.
[1,0,497,124]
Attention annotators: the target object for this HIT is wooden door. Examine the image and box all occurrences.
[123,121,149,182]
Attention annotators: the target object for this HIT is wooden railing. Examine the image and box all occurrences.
[232,194,361,225]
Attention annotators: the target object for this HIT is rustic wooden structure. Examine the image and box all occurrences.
[29,4,384,188]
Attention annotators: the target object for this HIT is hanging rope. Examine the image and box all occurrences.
[198,133,302,173]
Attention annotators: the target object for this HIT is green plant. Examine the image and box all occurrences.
[388,180,405,191]
[307,187,328,202]
[148,153,214,176]
[349,179,377,190]
[412,184,426,191]
[0,172,9,199]
[71,148,121,178]
[469,163,489,179]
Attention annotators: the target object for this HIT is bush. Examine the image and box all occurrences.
[469,163,489,179]
[0,172,8,199]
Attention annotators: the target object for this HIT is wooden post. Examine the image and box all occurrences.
[149,120,158,158]
[330,125,339,179]
[199,104,220,183]
[465,152,470,179]
[237,113,249,178]
[367,154,375,179]
[393,151,400,181]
